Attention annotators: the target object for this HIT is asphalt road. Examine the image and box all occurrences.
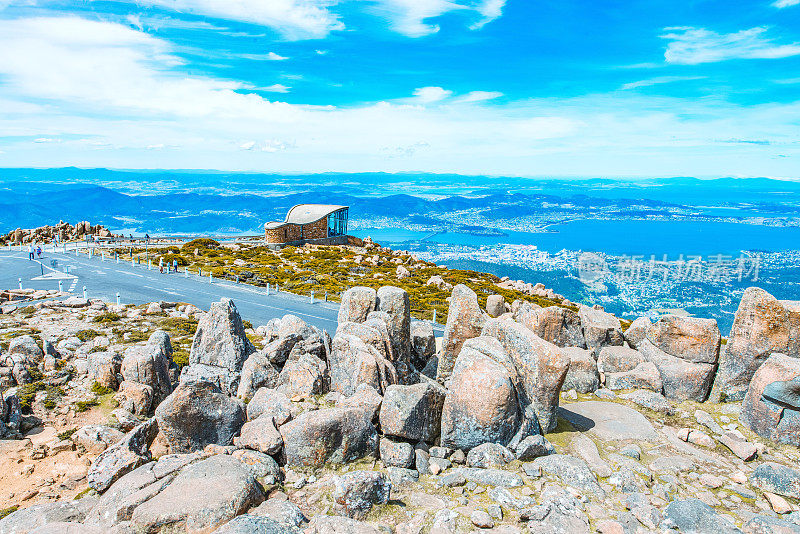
[0,245,341,332]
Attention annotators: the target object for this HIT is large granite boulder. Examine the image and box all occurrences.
[333,470,391,520]
[87,350,122,391]
[638,339,715,401]
[379,380,446,442]
[646,315,721,364]
[376,286,415,382]
[561,347,599,393]
[280,407,378,467]
[635,315,720,401]
[329,333,397,396]
[338,286,378,324]
[8,334,44,363]
[440,337,531,450]
[515,304,586,348]
[486,294,506,318]
[337,320,393,362]
[121,330,174,404]
[436,284,487,382]
[236,350,280,400]
[578,306,623,351]
[237,414,283,455]
[183,298,256,395]
[87,418,159,492]
[276,353,327,398]
[712,288,800,402]
[741,353,800,446]
[482,318,569,432]
[623,316,651,349]
[155,380,246,453]
[129,455,264,533]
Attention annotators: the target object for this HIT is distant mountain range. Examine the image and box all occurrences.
[1,168,798,234]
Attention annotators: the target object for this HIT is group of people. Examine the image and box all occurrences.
[159,258,180,274]
[27,244,42,260]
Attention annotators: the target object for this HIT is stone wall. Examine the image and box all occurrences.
[265,217,329,244]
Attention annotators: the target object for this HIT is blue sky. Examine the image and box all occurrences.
[0,0,799,177]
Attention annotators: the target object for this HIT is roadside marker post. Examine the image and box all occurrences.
[184,268,188,278]
[148,259,151,271]
[209,273,213,284]
[266,284,270,296]
[58,280,63,292]
[116,293,120,306]
[310,291,314,304]
[18,278,22,290]
[432,309,437,324]
[325,292,328,302]
[83,286,87,299]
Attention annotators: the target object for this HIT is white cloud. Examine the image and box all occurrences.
[369,0,505,37]
[1,16,799,178]
[0,17,302,119]
[411,86,453,103]
[262,84,291,93]
[134,0,344,39]
[662,26,800,64]
[621,76,705,90]
[455,90,503,102]
[469,0,506,30]
[773,0,800,8]
[236,52,289,61]
[315,49,328,55]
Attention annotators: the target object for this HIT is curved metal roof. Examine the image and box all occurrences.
[264,204,348,229]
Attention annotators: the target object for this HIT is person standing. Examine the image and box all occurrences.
[28,244,34,260]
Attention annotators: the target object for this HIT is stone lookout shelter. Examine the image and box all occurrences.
[264,204,350,246]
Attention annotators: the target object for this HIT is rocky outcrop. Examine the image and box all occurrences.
[280,407,378,467]
[120,330,174,406]
[128,455,264,533]
[741,353,800,446]
[578,305,623,351]
[376,286,416,383]
[436,284,487,382]
[515,303,586,348]
[712,288,800,402]
[379,381,446,442]
[561,347,599,393]
[338,286,378,324]
[483,318,569,432]
[485,294,506,318]
[182,298,256,395]
[155,380,246,453]
[329,333,397,396]
[333,470,391,520]
[440,336,531,450]
[635,315,720,402]
[87,418,159,492]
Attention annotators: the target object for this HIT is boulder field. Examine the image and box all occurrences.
[1,284,800,533]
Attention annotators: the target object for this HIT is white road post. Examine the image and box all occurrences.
[18,278,22,290]
[82,286,87,299]
[148,259,151,270]
[209,273,213,284]
[116,292,120,306]
[266,283,270,296]
[58,280,63,292]
[310,291,314,304]
[184,268,188,278]
[131,257,135,267]
[432,309,437,324]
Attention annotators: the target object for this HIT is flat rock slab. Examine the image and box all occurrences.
[558,401,659,442]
